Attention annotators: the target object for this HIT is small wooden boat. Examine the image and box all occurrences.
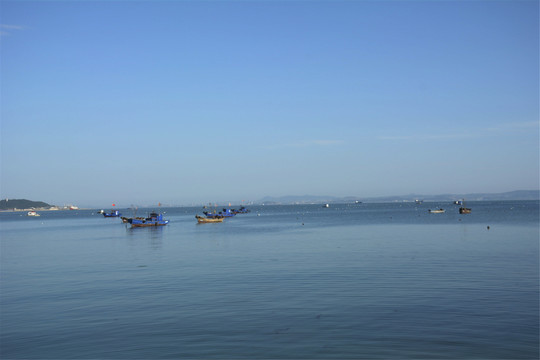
[196,215,224,223]
[429,209,445,214]
[459,207,472,214]
[459,199,471,214]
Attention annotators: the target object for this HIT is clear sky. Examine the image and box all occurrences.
[1,0,538,207]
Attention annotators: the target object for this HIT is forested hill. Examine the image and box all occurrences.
[0,199,52,210]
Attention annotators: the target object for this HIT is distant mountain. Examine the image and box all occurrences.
[0,199,52,210]
[365,190,540,202]
[257,190,539,204]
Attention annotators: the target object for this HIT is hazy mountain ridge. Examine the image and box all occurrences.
[258,190,540,204]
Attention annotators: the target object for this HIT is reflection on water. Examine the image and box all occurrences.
[126,224,165,250]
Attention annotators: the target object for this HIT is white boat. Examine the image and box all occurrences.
[27,211,40,216]
[428,209,445,214]
[323,204,329,208]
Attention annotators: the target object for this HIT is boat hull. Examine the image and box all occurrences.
[130,221,169,227]
[196,215,224,223]
[197,218,224,223]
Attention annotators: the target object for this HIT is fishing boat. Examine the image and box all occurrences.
[196,215,224,223]
[204,208,236,218]
[459,199,471,214]
[220,208,236,217]
[459,206,471,214]
[128,212,169,227]
[233,206,250,214]
[103,210,121,217]
[203,211,222,219]
[27,211,40,216]
[429,209,445,214]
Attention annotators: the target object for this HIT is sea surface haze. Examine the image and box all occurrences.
[1,201,538,359]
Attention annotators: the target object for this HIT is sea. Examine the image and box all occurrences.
[1,201,538,359]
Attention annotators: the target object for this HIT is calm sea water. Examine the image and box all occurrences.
[1,201,538,359]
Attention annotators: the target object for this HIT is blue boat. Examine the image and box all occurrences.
[203,208,237,218]
[103,210,121,217]
[128,212,169,227]
[220,208,237,217]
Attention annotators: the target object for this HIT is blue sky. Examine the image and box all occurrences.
[1,0,538,207]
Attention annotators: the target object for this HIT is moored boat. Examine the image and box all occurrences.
[103,210,121,217]
[204,208,236,218]
[220,208,236,217]
[128,212,169,227]
[232,206,250,214]
[196,215,224,223]
[203,211,222,219]
[459,207,472,214]
[459,199,472,214]
[429,209,445,214]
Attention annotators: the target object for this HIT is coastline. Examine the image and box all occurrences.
[0,207,87,212]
